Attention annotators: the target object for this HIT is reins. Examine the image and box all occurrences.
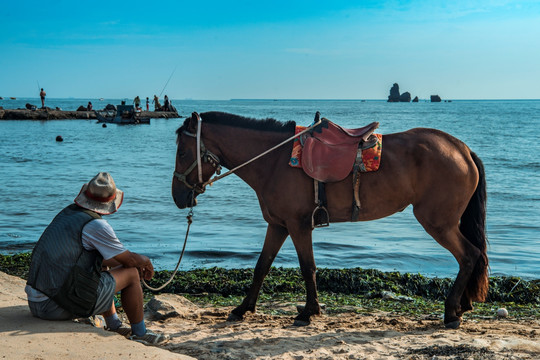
[141,204,193,291]
[193,112,322,189]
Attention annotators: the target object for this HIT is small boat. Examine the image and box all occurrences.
[95,104,150,124]
[0,97,3,100]
[99,98,104,101]
[10,97,16,100]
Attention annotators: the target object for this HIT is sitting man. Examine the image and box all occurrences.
[25,172,168,345]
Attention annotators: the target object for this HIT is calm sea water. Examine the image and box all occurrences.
[1,98,539,279]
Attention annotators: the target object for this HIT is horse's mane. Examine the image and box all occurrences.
[176,111,296,141]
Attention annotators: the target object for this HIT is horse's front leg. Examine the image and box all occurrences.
[228,224,288,321]
[289,226,320,326]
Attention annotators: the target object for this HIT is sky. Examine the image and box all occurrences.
[1,1,539,100]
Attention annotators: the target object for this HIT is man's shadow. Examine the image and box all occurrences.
[0,304,111,336]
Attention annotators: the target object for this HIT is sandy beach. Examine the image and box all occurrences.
[1,271,538,360]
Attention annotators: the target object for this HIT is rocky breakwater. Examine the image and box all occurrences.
[0,108,182,120]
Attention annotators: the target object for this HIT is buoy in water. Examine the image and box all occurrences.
[56,135,63,142]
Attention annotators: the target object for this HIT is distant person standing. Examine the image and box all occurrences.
[163,95,170,112]
[87,102,93,111]
[40,88,46,108]
[153,95,161,111]
[146,97,149,111]
[133,96,141,110]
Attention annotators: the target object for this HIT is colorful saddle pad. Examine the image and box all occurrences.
[289,127,382,174]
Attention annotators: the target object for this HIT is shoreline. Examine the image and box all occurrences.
[2,253,538,309]
[0,108,182,120]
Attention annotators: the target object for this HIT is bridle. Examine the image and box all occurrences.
[173,111,322,195]
[173,112,222,194]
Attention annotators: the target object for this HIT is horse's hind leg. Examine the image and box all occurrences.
[414,210,481,329]
[228,224,288,321]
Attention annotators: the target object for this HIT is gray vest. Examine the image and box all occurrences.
[27,204,104,316]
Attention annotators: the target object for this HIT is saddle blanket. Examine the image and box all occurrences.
[289,126,382,173]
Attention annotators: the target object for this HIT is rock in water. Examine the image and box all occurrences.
[388,83,400,102]
[399,91,411,102]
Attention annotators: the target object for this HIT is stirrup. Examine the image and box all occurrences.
[312,205,329,229]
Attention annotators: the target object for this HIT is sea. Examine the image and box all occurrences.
[1,97,539,279]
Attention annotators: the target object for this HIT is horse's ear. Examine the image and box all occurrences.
[187,112,200,131]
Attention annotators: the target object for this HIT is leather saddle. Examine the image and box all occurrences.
[301,113,379,182]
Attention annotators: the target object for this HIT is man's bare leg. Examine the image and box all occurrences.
[108,267,144,324]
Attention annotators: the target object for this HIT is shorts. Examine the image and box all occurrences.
[28,271,116,320]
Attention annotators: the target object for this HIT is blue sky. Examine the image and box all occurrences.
[1,1,539,99]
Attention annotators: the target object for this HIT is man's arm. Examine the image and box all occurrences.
[110,250,154,280]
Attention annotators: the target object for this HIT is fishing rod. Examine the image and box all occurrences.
[157,65,177,98]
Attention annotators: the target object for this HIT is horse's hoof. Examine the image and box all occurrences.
[296,303,325,314]
[293,319,310,327]
[227,312,243,322]
[444,319,461,329]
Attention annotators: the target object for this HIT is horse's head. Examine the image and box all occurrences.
[172,112,222,209]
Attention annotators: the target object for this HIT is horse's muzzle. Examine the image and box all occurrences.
[173,191,197,209]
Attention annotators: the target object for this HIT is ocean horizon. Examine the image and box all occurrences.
[2,97,540,104]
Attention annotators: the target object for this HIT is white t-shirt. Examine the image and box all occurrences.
[25,219,126,301]
[81,219,126,260]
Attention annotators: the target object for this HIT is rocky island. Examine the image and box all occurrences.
[387,83,414,102]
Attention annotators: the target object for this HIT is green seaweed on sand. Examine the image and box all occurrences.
[2,253,538,319]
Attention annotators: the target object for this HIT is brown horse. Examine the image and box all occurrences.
[172,111,488,329]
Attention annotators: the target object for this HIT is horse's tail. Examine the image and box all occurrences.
[460,151,489,302]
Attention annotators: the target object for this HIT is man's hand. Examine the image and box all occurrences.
[113,250,155,280]
[139,261,154,280]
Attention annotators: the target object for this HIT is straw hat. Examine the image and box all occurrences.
[74,172,124,215]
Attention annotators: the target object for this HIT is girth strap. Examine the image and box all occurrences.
[351,147,363,221]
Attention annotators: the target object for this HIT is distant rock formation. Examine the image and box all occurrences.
[431,95,442,102]
[388,83,413,102]
[387,83,400,102]
[399,92,411,102]
[412,96,419,102]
